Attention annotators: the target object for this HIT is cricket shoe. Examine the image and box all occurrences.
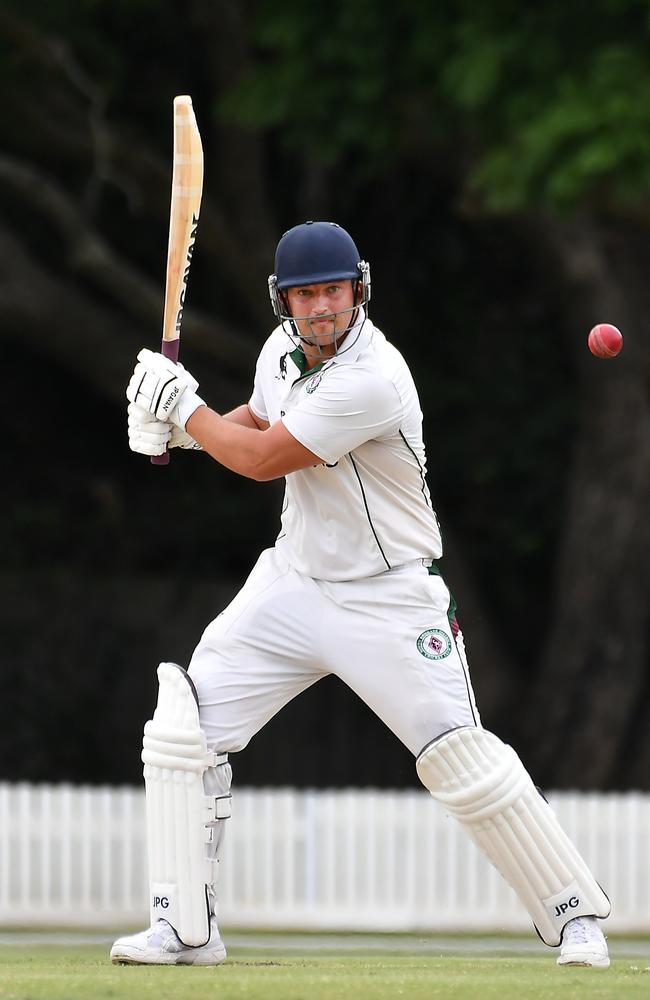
[557,916,610,968]
[110,916,226,966]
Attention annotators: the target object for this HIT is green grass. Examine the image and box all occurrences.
[0,944,648,1000]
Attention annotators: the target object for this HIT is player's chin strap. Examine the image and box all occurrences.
[141,662,232,947]
[416,727,610,947]
[286,305,369,361]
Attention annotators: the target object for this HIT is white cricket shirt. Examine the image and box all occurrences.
[248,311,442,581]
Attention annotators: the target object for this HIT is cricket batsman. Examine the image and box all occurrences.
[112,221,611,967]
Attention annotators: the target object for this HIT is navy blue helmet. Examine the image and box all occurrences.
[274,221,361,288]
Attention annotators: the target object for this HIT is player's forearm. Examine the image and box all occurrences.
[186,405,276,480]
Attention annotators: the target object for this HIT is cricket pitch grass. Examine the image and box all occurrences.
[1,936,649,1000]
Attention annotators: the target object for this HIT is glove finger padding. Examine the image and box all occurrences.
[126,361,187,418]
[128,402,171,456]
[127,402,165,426]
[135,348,200,393]
[126,349,204,429]
[129,428,171,456]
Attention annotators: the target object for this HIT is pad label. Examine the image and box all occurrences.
[417,628,452,660]
[543,879,584,929]
[151,881,177,925]
[554,896,580,917]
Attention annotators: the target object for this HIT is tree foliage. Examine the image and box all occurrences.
[225,0,650,210]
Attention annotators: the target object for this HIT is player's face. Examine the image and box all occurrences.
[286,280,357,360]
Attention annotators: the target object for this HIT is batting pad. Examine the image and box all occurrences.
[141,662,229,947]
[416,727,610,946]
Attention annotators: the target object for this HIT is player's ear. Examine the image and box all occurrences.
[354,280,363,304]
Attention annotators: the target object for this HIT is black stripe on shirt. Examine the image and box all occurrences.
[399,429,433,509]
[348,454,391,570]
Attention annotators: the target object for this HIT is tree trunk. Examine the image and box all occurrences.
[521,213,650,787]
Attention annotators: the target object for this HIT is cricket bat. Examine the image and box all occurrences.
[151,94,204,466]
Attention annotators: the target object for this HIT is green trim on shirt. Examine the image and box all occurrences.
[289,346,308,376]
[289,346,327,385]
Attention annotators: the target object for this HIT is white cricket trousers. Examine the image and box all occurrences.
[189,547,479,756]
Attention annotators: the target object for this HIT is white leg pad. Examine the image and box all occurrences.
[141,662,231,947]
[416,727,610,946]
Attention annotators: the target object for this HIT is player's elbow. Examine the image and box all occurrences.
[248,462,283,483]
[245,435,293,481]
[240,446,277,481]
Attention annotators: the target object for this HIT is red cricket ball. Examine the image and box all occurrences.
[588,323,623,359]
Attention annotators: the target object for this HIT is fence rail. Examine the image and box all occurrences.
[0,783,648,932]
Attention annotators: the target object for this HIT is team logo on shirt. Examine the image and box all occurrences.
[305,372,323,394]
[416,628,452,660]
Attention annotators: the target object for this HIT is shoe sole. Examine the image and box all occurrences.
[111,949,227,967]
[111,956,179,965]
[557,956,610,969]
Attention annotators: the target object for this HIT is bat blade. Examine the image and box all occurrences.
[152,94,204,466]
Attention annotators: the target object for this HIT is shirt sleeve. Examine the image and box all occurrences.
[282,367,403,465]
[248,352,269,422]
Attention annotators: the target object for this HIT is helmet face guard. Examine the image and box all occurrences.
[267,221,371,355]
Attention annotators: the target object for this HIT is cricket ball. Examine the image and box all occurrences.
[588,323,623,358]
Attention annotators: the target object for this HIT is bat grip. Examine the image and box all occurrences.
[150,339,181,466]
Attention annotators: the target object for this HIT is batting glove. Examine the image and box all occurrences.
[127,403,203,455]
[126,348,206,429]
[170,425,203,450]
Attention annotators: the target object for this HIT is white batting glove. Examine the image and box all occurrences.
[127,403,203,455]
[170,425,203,450]
[126,348,206,429]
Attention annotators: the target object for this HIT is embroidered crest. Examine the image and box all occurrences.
[305,372,322,394]
[416,628,452,660]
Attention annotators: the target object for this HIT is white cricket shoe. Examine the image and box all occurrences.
[110,916,226,966]
[557,916,610,968]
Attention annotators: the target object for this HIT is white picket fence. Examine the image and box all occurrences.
[0,783,648,932]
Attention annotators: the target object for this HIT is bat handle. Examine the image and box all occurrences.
[150,339,181,466]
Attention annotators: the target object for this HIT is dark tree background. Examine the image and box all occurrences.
[1,1,648,791]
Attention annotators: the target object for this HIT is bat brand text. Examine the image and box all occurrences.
[175,213,200,333]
